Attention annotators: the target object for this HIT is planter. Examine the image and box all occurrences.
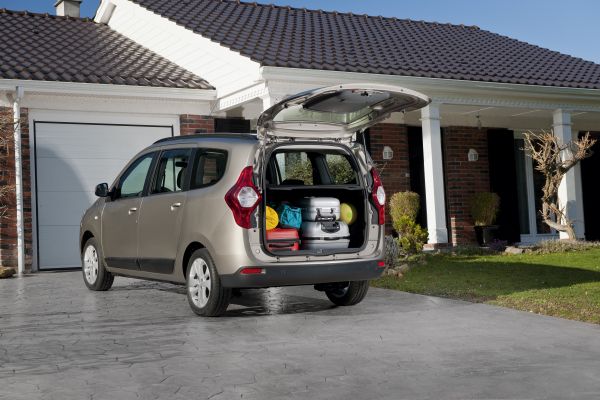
[474,225,499,246]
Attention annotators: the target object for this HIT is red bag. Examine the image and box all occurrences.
[266,228,300,252]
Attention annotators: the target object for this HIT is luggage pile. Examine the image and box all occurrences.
[266,197,355,252]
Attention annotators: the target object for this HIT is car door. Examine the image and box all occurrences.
[137,148,191,274]
[102,152,156,270]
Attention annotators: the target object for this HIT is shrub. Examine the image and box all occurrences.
[470,192,500,226]
[395,215,429,255]
[529,240,600,254]
[389,191,420,227]
[384,235,401,268]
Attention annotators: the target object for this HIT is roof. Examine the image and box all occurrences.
[0,9,212,89]
[131,0,600,90]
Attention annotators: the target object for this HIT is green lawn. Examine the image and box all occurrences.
[372,248,600,324]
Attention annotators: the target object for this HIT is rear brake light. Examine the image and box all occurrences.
[225,166,262,229]
[377,261,385,268]
[371,168,385,225]
[240,267,265,275]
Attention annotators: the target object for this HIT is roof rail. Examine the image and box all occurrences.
[153,133,257,144]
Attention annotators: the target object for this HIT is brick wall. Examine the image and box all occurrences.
[443,127,490,244]
[180,115,214,135]
[369,123,411,232]
[0,107,33,270]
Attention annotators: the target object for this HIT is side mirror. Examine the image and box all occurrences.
[95,183,110,197]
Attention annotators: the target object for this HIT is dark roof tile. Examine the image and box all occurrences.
[132,0,600,89]
[0,9,213,90]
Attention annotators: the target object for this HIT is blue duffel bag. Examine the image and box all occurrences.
[277,203,302,229]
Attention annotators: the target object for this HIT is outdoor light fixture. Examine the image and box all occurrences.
[468,148,479,162]
[383,145,394,160]
[476,114,483,130]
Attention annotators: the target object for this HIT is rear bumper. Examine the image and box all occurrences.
[219,259,385,288]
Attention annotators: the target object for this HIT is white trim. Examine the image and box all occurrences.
[261,67,600,111]
[217,83,269,112]
[0,79,216,101]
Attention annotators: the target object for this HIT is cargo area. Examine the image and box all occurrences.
[261,146,368,256]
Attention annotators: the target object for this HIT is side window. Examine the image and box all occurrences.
[275,152,313,185]
[325,154,357,184]
[151,149,191,194]
[191,149,228,189]
[117,153,155,199]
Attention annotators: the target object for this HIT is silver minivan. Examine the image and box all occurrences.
[80,84,430,316]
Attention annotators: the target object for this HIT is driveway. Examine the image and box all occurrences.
[1,272,599,400]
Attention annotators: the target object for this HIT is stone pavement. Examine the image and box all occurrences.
[1,271,599,400]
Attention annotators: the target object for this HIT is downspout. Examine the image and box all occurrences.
[13,86,25,275]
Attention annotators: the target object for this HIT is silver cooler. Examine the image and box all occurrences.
[300,221,350,250]
[296,197,340,221]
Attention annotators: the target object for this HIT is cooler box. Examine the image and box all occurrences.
[300,221,350,250]
[297,197,340,221]
[266,228,300,252]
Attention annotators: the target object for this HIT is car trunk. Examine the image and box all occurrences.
[260,145,369,256]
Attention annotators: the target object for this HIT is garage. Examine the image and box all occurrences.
[33,121,174,270]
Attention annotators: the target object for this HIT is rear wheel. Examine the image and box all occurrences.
[81,237,114,291]
[186,249,231,317]
[325,280,369,306]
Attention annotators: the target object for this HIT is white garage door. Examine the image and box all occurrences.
[34,122,173,270]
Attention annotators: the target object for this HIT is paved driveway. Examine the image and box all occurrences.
[1,272,599,400]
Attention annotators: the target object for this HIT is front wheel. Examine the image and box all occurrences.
[81,237,114,291]
[325,280,369,306]
[186,249,231,317]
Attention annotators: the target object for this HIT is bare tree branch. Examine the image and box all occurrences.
[523,130,596,240]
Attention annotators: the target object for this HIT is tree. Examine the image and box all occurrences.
[523,130,596,240]
[0,108,15,219]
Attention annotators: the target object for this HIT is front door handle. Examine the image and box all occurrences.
[170,202,182,211]
[128,207,137,215]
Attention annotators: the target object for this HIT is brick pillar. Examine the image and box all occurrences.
[0,107,32,270]
[179,115,214,135]
[369,123,411,232]
[443,126,490,244]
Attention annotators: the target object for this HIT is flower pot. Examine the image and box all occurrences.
[474,225,499,246]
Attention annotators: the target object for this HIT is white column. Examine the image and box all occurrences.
[421,103,448,244]
[553,109,585,239]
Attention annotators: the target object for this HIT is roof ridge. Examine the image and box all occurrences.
[0,8,95,23]
[220,0,480,30]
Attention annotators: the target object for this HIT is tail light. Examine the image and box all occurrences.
[225,166,262,229]
[370,168,386,225]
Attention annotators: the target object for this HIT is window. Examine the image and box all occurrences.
[151,149,191,194]
[325,154,357,184]
[118,153,155,199]
[272,151,357,186]
[191,150,228,189]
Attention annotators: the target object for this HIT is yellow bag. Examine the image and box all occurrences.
[340,203,357,225]
[266,206,279,230]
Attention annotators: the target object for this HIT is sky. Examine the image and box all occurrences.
[1,0,599,63]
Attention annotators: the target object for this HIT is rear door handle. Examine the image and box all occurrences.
[128,207,137,215]
[170,202,182,210]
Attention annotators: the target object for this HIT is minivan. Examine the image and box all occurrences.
[80,83,430,316]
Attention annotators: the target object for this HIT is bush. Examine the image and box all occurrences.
[395,216,429,255]
[389,192,420,227]
[470,192,500,226]
[529,240,600,254]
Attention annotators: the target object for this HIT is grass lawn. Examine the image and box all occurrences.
[372,248,600,324]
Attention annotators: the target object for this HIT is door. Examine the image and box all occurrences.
[581,132,600,240]
[257,83,430,141]
[487,129,521,243]
[102,152,156,269]
[137,148,191,274]
[34,121,172,270]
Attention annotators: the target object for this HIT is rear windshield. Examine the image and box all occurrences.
[268,149,358,186]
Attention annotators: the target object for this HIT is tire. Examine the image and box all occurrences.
[325,280,370,306]
[186,249,231,317]
[81,237,114,291]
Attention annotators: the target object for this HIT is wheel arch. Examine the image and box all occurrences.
[182,241,207,277]
[81,230,95,253]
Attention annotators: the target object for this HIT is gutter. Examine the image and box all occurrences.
[12,86,25,275]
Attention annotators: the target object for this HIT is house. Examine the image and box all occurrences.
[1,0,599,273]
